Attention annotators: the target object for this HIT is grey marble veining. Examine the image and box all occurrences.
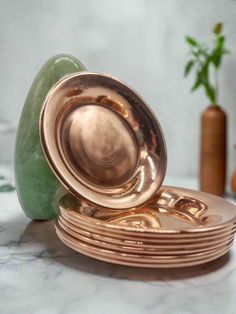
[1,167,236,314]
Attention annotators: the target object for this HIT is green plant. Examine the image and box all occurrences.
[184,22,230,104]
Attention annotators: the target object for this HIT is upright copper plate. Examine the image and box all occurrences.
[59,187,236,236]
[40,72,167,209]
[56,218,234,255]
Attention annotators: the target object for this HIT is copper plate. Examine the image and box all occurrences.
[55,225,232,268]
[58,215,236,246]
[59,187,236,236]
[60,208,236,242]
[55,224,232,262]
[56,218,234,255]
[40,72,167,209]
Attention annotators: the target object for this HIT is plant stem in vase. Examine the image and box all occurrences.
[184,22,230,195]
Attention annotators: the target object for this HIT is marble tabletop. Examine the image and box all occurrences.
[1,167,236,314]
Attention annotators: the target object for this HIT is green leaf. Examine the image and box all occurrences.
[185,36,198,46]
[213,23,223,34]
[217,35,225,47]
[191,75,202,92]
[200,60,210,80]
[204,84,216,103]
[194,57,210,89]
[0,175,5,180]
[211,51,221,67]
[0,184,15,192]
[184,60,195,76]
[211,36,226,67]
[184,22,229,104]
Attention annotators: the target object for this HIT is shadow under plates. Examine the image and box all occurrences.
[11,218,231,282]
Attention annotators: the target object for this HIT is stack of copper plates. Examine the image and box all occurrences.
[39,72,236,268]
[55,187,236,268]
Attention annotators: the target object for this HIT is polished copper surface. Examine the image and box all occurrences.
[55,186,236,267]
[39,70,236,268]
[55,224,232,262]
[59,187,236,235]
[61,211,236,243]
[55,224,232,268]
[57,218,234,255]
[58,215,236,246]
[40,72,167,209]
[58,239,231,268]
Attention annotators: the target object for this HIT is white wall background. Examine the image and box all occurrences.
[0,0,236,182]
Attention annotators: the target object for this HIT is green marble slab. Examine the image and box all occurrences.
[15,54,86,220]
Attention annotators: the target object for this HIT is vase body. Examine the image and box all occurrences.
[231,170,236,194]
[200,105,227,195]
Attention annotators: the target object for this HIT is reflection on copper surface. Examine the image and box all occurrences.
[154,188,208,226]
[58,215,236,250]
[106,207,162,228]
[55,223,233,268]
[96,95,129,118]
[78,189,208,228]
[80,204,205,229]
[60,104,139,187]
[54,186,236,268]
[57,218,234,255]
[58,214,236,245]
[40,72,167,209]
[59,186,236,233]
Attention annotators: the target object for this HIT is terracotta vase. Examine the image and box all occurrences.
[200,105,227,195]
[231,170,236,194]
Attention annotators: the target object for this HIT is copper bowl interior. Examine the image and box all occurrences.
[40,72,167,209]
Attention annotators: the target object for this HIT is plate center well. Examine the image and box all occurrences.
[59,104,139,188]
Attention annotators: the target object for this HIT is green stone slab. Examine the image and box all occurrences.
[15,54,86,220]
